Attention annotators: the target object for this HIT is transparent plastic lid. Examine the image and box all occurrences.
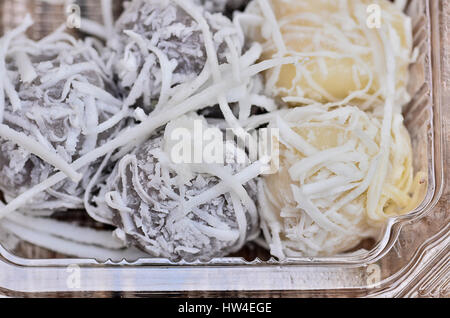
[0,0,447,297]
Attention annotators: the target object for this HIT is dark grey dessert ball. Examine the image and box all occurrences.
[0,38,121,211]
[109,0,244,111]
[95,131,259,261]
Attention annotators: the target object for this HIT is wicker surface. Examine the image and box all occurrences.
[0,0,125,39]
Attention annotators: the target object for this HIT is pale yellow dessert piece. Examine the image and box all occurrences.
[247,0,413,108]
[259,106,426,258]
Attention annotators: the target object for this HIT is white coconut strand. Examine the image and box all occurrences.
[6,212,126,250]
[84,153,114,225]
[14,51,38,84]
[366,25,397,221]
[71,81,122,108]
[257,0,286,54]
[0,188,123,256]
[45,187,83,205]
[81,95,99,155]
[101,0,115,38]
[2,73,22,112]
[0,16,34,122]
[183,160,265,213]
[39,62,101,89]
[79,18,108,40]
[168,63,212,107]
[201,164,257,218]
[0,219,146,261]
[0,79,4,124]
[37,23,77,46]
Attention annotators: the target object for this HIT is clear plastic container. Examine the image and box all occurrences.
[0,0,447,297]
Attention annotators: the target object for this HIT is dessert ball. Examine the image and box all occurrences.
[259,106,425,258]
[245,0,413,108]
[110,0,244,111]
[0,36,121,211]
[95,115,259,261]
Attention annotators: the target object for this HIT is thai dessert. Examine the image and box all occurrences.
[245,0,414,110]
[0,16,122,211]
[107,0,244,111]
[91,115,259,261]
[0,0,426,261]
[259,106,425,258]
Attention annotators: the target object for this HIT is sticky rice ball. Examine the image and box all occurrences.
[245,0,413,108]
[110,0,244,111]
[94,115,259,261]
[259,106,425,258]
[0,36,122,211]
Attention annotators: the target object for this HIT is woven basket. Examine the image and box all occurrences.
[0,0,125,40]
